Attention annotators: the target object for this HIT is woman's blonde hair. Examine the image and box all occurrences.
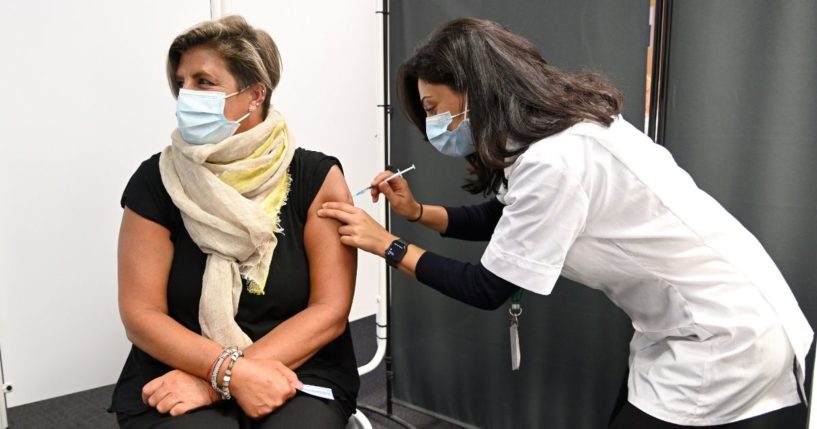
[167,15,281,117]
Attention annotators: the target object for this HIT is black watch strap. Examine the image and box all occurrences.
[385,238,410,268]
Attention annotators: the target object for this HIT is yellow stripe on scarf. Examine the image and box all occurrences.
[217,121,292,295]
[219,122,289,194]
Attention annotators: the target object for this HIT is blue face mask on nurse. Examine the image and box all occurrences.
[422,85,475,157]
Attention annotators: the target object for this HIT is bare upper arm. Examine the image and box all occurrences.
[118,207,174,324]
[303,165,356,312]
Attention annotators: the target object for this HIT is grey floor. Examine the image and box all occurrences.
[5,316,464,429]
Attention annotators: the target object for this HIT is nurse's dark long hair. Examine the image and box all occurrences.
[397,18,623,195]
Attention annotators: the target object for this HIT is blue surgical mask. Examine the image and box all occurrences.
[176,88,251,145]
[425,102,474,157]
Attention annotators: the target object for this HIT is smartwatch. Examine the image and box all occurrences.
[384,238,409,268]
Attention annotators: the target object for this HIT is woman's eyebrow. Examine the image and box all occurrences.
[175,71,216,82]
[193,71,217,80]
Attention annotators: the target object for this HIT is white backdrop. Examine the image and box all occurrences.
[0,0,383,407]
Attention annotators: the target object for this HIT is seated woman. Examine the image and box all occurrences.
[110,15,359,428]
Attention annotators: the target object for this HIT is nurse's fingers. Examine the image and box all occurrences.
[377,179,399,200]
[318,202,368,226]
[370,170,394,203]
[370,170,395,187]
[317,208,356,225]
[320,202,357,213]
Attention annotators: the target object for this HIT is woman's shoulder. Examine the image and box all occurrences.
[120,152,179,231]
[288,147,343,219]
[136,151,162,172]
[290,147,343,181]
[121,152,164,205]
[292,147,342,171]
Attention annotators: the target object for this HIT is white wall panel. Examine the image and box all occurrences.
[0,0,208,406]
[226,0,384,322]
[0,0,382,407]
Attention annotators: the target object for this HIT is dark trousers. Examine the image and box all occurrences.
[117,394,347,429]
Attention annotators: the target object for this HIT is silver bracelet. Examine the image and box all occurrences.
[221,349,244,400]
[210,346,238,399]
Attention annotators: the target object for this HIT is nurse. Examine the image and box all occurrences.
[317,17,813,428]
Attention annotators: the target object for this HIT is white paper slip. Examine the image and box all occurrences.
[297,384,335,400]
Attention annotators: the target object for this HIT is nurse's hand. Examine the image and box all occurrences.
[317,202,397,256]
[369,170,422,221]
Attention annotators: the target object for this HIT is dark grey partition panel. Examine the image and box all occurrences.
[389,1,649,427]
[660,2,817,426]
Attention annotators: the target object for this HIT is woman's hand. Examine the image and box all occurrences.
[142,369,217,416]
[317,202,397,256]
[370,170,422,221]
[229,358,301,420]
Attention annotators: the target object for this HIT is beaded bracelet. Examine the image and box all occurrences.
[220,349,243,400]
[210,346,238,400]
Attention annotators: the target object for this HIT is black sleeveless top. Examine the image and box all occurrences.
[110,148,359,418]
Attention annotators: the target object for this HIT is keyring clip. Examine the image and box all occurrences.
[509,303,523,317]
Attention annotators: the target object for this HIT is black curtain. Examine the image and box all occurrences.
[659,2,817,427]
[389,1,649,427]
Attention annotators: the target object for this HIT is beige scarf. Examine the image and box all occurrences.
[159,111,296,348]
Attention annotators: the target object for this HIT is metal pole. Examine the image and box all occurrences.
[357,1,415,427]
[647,0,672,145]
[209,0,221,20]
[809,354,816,429]
[380,0,394,416]
[0,346,9,429]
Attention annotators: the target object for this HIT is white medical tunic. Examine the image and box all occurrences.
[481,116,813,426]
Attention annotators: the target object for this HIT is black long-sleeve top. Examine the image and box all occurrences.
[440,197,505,241]
[413,198,519,310]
